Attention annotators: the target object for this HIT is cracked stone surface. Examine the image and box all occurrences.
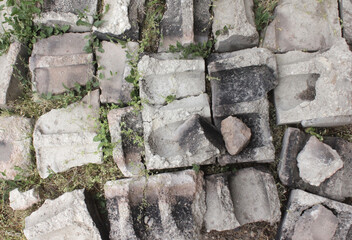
[212,0,258,52]
[29,33,94,95]
[104,170,206,240]
[0,42,27,108]
[0,116,33,180]
[263,0,341,52]
[97,41,139,104]
[208,48,277,164]
[33,90,102,178]
[274,39,352,127]
[24,189,103,240]
[107,107,145,177]
[342,0,352,44]
[278,127,352,201]
[34,0,98,32]
[9,188,40,211]
[277,189,352,240]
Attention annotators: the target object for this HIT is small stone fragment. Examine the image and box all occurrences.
[33,90,102,178]
[107,107,145,177]
[292,204,338,240]
[158,0,194,52]
[29,33,94,95]
[97,41,138,104]
[221,116,251,155]
[9,188,40,211]
[212,0,258,52]
[0,42,27,108]
[263,0,341,52]
[297,136,344,186]
[105,170,206,240]
[0,116,33,180]
[24,189,103,240]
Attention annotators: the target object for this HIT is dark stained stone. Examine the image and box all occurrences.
[194,0,211,43]
[0,141,12,163]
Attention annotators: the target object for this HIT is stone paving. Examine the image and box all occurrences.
[1,0,352,239]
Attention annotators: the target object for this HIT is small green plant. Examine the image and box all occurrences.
[192,164,200,173]
[165,94,176,104]
[305,127,324,141]
[168,39,215,59]
[253,0,278,32]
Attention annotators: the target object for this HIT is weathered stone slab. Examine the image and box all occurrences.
[107,107,145,177]
[278,127,352,201]
[204,173,240,232]
[343,0,352,44]
[277,189,352,240]
[297,136,344,187]
[29,33,94,95]
[24,189,103,240]
[275,39,352,127]
[0,42,27,108]
[97,41,138,104]
[33,90,102,178]
[0,116,33,180]
[158,0,194,52]
[291,204,338,240]
[263,0,341,52]
[229,168,281,225]
[104,169,206,240]
[9,188,40,211]
[93,0,145,40]
[208,48,277,164]
[212,0,258,52]
[221,116,251,155]
[34,0,98,32]
[194,0,211,43]
[138,53,205,105]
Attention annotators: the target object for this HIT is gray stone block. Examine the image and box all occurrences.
[0,42,27,108]
[93,0,145,40]
[263,0,341,52]
[107,107,145,177]
[104,170,206,240]
[0,116,33,180]
[208,48,277,164]
[278,127,352,201]
[342,0,352,44]
[212,0,258,53]
[29,33,94,95]
[34,0,98,32]
[24,189,103,240]
[277,189,352,240]
[274,39,352,127]
[33,90,102,178]
[97,41,138,104]
[194,0,211,43]
[9,188,40,211]
[158,0,194,52]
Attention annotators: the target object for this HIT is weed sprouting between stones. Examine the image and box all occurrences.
[253,0,279,33]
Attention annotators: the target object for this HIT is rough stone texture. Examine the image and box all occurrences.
[107,107,145,177]
[221,116,251,155]
[24,189,103,240]
[142,94,216,170]
[29,33,94,95]
[343,0,352,44]
[0,42,27,108]
[93,0,145,40]
[229,168,281,225]
[297,136,344,186]
[204,173,240,232]
[34,0,98,32]
[138,53,205,105]
[277,189,352,240]
[212,0,258,53]
[158,0,194,52]
[278,127,352,201]
[291,204,338,240]
[275,39,352,127]
[208,48,277,164]
[263,0,341,52]
[104,170,206,240]
[97,41,138,104]
[9,188,40,211]
[194,0,211,43]
[0,116,33,180]
[33,90,102,178]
